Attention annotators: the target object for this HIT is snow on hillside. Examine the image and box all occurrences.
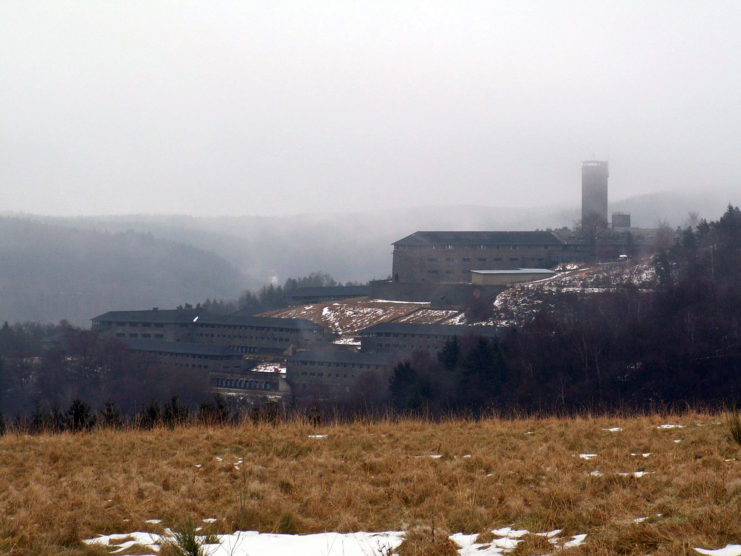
[262,298,460,338]
[262,258,660,334]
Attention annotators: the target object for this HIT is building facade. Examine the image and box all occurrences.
[391,231,567,284]
[92,309,326,355]
[359,322,502,355]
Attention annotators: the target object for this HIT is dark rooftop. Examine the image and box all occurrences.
[393,231,564,247]
[92,309,323,331]
[360,322,503,338]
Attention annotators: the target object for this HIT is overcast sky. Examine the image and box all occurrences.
[2,1,740,217]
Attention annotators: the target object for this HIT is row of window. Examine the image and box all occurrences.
[212,378,276,391]
[299,371,356,379]
[291,361,381,369]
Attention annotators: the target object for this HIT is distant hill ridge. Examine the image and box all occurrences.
[0,218,246,326]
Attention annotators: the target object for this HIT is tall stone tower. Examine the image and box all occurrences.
[581,160,609,228]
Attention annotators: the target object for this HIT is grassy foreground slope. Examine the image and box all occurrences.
[0,414,739,555]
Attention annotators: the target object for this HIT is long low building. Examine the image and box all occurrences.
[360,322,503,354]
[123,338,246,372]
[287,349,396,401]
[92,308,326,355]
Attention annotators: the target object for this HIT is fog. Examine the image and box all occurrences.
[1,1,740,217]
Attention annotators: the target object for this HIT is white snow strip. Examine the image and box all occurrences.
[308,434,328,439]
[631,453,651,458]
[603,427,623,432]
[564,534,588,548]
[618,471,652,478]
[145,519,162,524]
[674,439,682,443]
[203,518,217,523]
[87,530,405,556]
[694,545,741,556]
[579,453,597,460]
[658,424,685,429]
[491,527,529,538]
[589,470,604,477]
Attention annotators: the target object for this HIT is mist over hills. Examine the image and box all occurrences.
[2,188,736,326]
[0,218,245,326]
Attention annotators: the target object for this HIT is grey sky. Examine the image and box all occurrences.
[2,1,740,217]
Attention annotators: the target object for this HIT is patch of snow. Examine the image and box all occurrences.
[308,434,327,439]
[86,530,406,556]
[491,527,528,538]
[674,439,682,443]
[603,427,623,432]
[589,470,604,477]
[194,464,202,468]
[252,362,286,374]
[203,518,217,523]
[332,337,361,346]
[631,453,651,458]
[564,533,587,548]
[658,424,685,429]
[694,545,741,556]
[579,453,597,460]
[145,519,162,524]
[618,471,653,478]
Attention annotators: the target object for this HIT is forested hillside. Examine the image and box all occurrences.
[0,218,245,325]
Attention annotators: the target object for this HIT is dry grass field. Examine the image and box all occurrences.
[0,412,739,555]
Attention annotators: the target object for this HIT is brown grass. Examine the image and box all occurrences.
[0,412,739,555]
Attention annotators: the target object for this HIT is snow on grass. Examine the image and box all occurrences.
[579,453,598,460]
[308,434,328,439]
[603,427,623,432]
[631,452,651,458]
[564,533,588,548]
[658,424,685,429]
[85,527,591,556]
[452,527,584,555]
[694,545,741,556]
[86,530,405,556]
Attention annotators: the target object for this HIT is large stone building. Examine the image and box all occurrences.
[359,322,502,354]
[390,231,567,284]
[92,309,325,355]
[286,349,395,401]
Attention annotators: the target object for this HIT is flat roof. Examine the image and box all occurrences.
[92,309,323,331]
[471,268,555,275]
[393,231,564,247]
